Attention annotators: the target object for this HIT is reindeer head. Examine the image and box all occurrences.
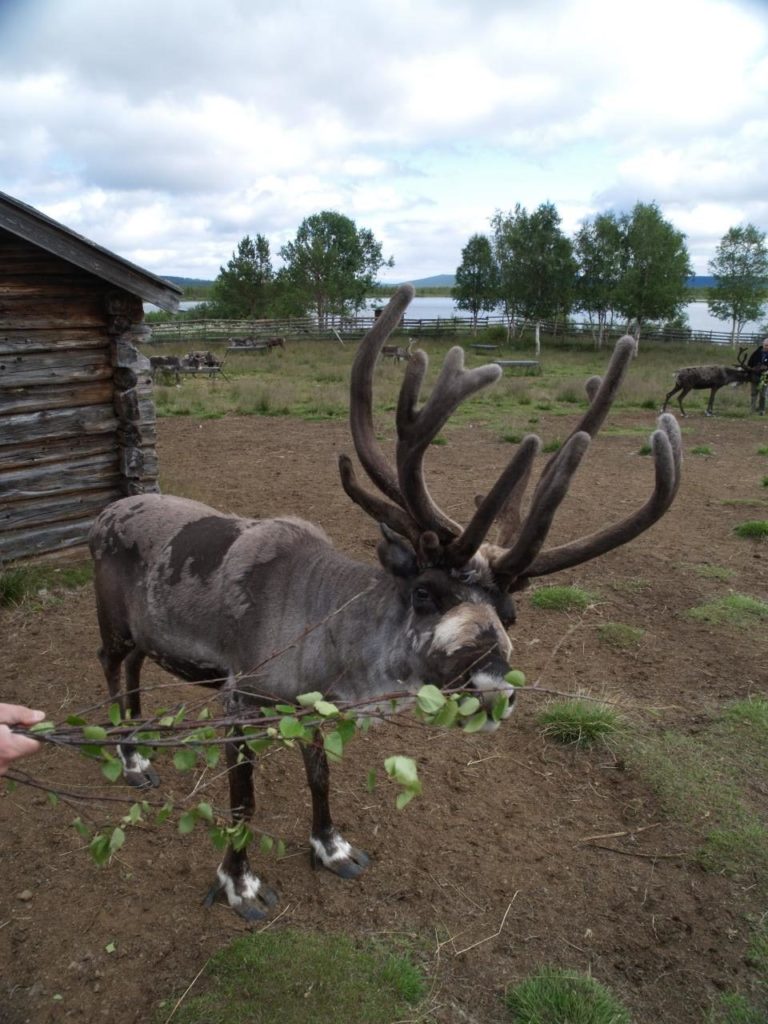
[339,285,682,722]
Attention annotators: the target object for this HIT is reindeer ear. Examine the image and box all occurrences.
[377,523,418,578]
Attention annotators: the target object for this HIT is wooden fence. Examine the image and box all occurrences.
[147,313,766,347]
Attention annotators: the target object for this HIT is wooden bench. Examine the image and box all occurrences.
[470,343,499,352]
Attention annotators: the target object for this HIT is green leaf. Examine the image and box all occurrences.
[209,826,228,851]
[108,827,126,855]
[197,706,211,720]
[246,738,271,755]
[416,684,446,715]
[72,817,90,839]
[178,811,197,835]
[275,703,296,715]
[123,803,143,825]
[105,942,116,954]
[196,802,214,823]
[315,700,339,717]
[66,714,87,726]
[297,691,324,707]
[259,834,274,854]
[275,839,286,859]
[384,756,420,790]
[101,759,123,783]
[158,715,175,727]
[431,699,459,729]
[156,801,174,824]
[108,704,122,727]
[89,834,110,866]
[458,696,481,717]
[462,710,488,733]
[83,725,108,741]
[505,669,526,687]
[336,719,357,745]
[491,693,510,722]
[204,745,221,768]
[173,748,197,772]
[278,716,307,740]
[324,730,344,762]
[396,789,417,810]
[46,791,59,808]
[29,720,55,734]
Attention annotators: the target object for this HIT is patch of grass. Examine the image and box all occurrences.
[721,499,768,509]
[530,585,594,611]
[501,430,524,444]
[504,967,631,1024]
[430,435,448,446]
[537,699,623,748]
[692,563,736,582]
[762,477,768,488]
[609,577,651,593]
[733,520,768,539]
[555,384,583,404]
[688,594,768,627]
[638,443,652,455]
[692,444,713,455]
[0,562,93,608]
[597,621,645,648]
[620,699,768,884]
[541,438,562,453]
[757,446,768,456]
[158,930,428,1024]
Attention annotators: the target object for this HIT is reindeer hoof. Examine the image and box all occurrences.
[310,833,370,878]
[121,752,159,788]
[204,871,278,920]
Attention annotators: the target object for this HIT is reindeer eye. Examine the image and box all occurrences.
[412,586,436,614]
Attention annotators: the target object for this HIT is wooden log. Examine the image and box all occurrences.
[0,350,112,387]
[0,517,105,561]
[0,404,118,446]
[0,380,113,416]
[0,452,120,500]
[0,329,109,355]
[0,434,116,471]
[1,489,123,532]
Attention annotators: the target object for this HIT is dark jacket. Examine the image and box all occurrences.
[747,345,768,370]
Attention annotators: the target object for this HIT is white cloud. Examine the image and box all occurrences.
[0,0,766,278]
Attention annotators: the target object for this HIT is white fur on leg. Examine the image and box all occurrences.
[216,865,263,908]
[310,834,354,867]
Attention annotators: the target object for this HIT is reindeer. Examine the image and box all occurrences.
[148,355,182,383]
[661,347,755,416]
[88,284,682,920]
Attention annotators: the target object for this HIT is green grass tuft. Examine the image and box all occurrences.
[638,443,652,456]
[688,594,768,627]
[530,585,594,611]
[733,520,768,539]
[692,563,736,581]
[597,621,645,648]
[504,967,632,1024]
[0,562,93,608]
[158,930,427,1024]
[692,444,713,456]
[537,699,623,748]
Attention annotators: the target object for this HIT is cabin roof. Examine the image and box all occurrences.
[0,191,183,312]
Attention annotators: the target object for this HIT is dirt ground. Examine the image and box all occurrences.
[2,407,767,1024]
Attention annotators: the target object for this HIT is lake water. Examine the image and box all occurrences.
[151,296,765,338]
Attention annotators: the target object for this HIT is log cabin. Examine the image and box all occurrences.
[0,191,182,561]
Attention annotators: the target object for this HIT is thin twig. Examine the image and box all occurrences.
[453,894,518,956]
[580,822,662,843]
[163,957,211,1024]
[584,844,688,860]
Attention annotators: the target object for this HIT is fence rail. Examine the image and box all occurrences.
[146,313,766,348]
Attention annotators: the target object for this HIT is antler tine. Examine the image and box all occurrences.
[395,347,503,541]
[445,435,541,566]
[337,455,423,544]
[348,284,416,507]
[520,414,682,582]
[490,432,592,584]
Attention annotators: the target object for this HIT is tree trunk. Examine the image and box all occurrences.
[534,321,541,357]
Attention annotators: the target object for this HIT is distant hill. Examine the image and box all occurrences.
[161,275,214,287]
[382,273,455,288]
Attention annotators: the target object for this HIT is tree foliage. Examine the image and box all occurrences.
[208,234,274,318]
[614,202,692,343]
[491,202,576,353]
[452,234,499,330]
[707,224,768,344]
[279,211,392,327]
[574,212,623,348]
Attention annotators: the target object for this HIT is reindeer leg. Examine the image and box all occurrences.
[706,387,717,416]
[677,388,690,417]
[300,730,369,879]
[119,649,159,788]
[205,728,278,920]
[661,386,679,413]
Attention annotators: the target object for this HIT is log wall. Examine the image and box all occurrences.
[0,232,159,561]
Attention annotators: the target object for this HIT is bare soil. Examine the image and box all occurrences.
[2,409,767,1024]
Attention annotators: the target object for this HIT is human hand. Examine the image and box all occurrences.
[0,703,46,776]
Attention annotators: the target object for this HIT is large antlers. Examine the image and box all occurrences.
[339,285,682,588]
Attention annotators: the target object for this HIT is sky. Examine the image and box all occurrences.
[1,0,766,283]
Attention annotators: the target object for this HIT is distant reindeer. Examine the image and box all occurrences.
[266,336,286,349]
[89,285,682,920]
[661,347,755,416]
[149,355,182,383]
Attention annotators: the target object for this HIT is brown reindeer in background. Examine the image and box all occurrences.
[661,347,756,416]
